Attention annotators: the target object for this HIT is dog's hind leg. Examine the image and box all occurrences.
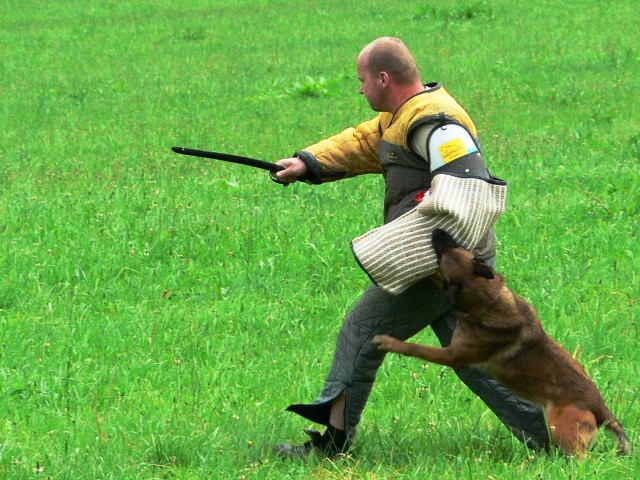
[547,404,598,456]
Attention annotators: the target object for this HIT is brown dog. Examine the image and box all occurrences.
[373,229,631,456]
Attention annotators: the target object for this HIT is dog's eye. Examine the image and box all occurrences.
[442,277,450,290]
[447,284,462,307]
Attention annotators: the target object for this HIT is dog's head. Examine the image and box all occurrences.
[432,229,500,310]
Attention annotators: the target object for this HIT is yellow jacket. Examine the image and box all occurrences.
[296,83,477,184]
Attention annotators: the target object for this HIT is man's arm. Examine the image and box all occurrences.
[275,117,383,185]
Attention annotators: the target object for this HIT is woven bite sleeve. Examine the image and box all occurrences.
[350,174,507,295]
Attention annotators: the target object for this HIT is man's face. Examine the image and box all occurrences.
[357,52,385,112]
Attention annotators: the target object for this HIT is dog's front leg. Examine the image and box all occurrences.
[373,335,468,369]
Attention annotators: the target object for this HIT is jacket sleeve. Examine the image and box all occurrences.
[294,117,382,184]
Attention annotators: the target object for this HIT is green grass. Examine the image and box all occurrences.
[1,0,638,478]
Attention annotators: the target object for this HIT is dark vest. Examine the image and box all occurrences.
[377,84,479,224]
[380,140,432,223]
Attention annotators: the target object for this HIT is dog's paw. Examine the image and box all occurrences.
[372,334,398,352]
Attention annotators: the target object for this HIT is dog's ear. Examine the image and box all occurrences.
[473,258,495,280]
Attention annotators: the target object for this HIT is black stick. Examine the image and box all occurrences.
[171,146,284,173]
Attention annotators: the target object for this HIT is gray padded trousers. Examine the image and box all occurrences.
[287,277,550,449]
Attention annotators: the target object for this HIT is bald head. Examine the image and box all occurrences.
[359,37,421,86]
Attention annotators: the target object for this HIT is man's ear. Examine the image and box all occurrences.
[473,258,495,279]
[379,71,390,87]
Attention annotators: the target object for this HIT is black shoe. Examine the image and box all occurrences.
[273,426,350,460]
[273,429,322,459]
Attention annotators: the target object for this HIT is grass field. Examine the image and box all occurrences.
[1,0,639,478]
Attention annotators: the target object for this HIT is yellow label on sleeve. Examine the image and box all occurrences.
[438,137,466,163]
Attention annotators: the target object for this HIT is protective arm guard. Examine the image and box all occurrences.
[410,119,491,179]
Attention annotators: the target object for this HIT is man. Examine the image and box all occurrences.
[272,37,550,458]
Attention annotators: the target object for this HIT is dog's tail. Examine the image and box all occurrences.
[601,414,631,455]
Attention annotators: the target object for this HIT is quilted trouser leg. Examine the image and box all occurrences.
[287,279,452,439]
